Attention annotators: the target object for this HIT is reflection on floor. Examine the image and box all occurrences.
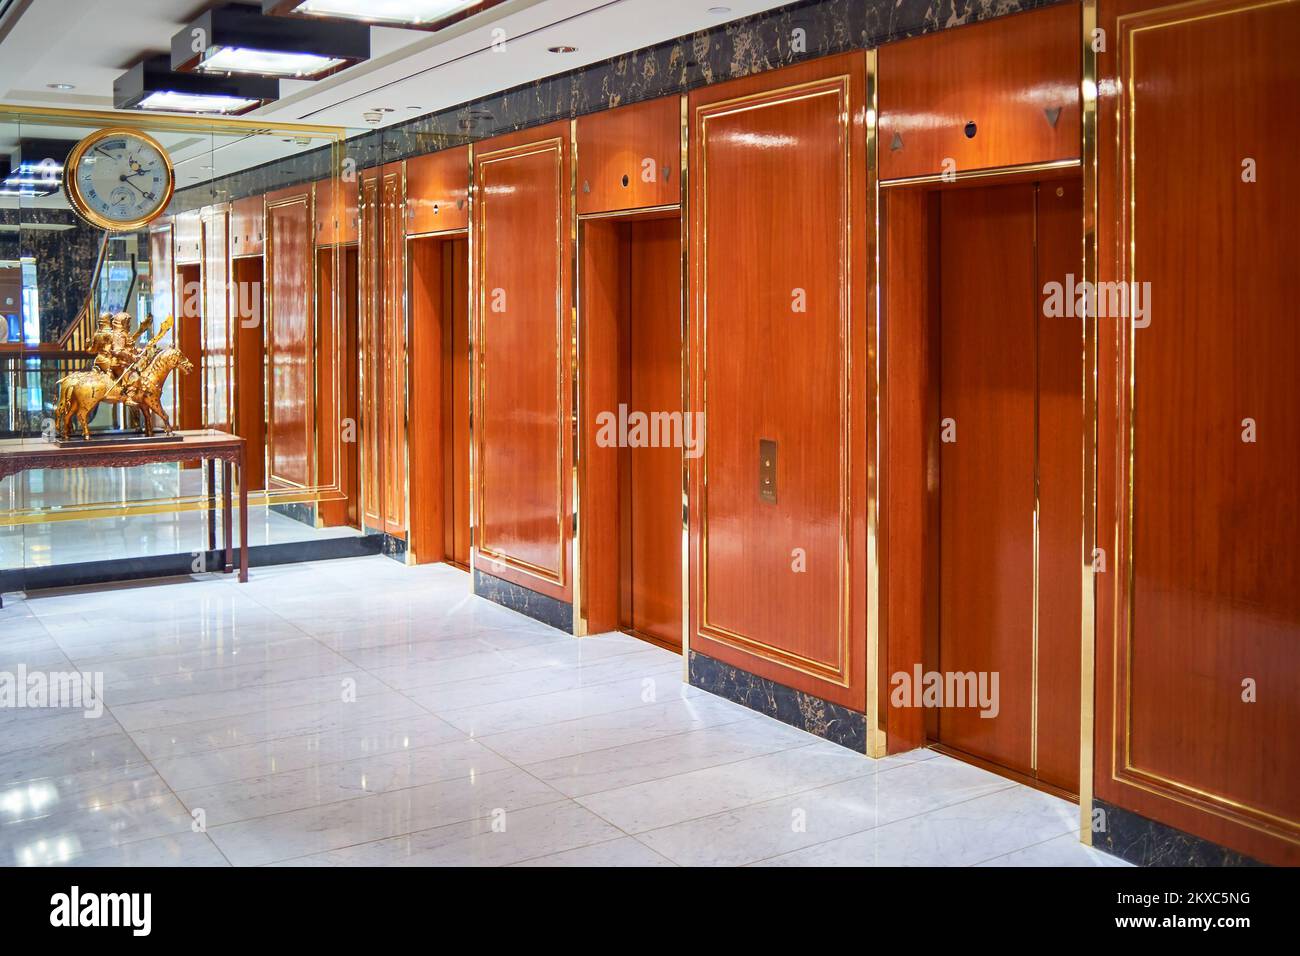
[0,557,1129,867]
[1,463,360,569]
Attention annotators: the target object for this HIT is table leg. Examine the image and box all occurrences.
[223,460,234,574]
[206,458,217,553]
[239,452,249,583]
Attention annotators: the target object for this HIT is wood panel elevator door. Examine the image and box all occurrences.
[935,179,1082,793]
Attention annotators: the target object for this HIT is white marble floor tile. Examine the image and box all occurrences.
[976,831,1132,866]
[175,737,513,826]
[510,836,677,867]
[0,792,196,866]
[206,766,563,866]
[575,742,877,834]
[40,831,231,867]
[276,800,621,867]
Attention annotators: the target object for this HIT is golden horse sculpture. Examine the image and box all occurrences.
[54,313,194,440]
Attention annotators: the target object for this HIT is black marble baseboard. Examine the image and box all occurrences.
[689,651,868,752]
[380,534,408,564]
[0,534,384,602]
[270,501,317,528]
[473,568,573,632]
[1093,799,1267,867]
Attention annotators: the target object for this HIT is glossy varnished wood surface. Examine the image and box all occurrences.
[689,55,869,708]
[380,164,407,537]
[316,246,359,528]
[446,239,471,567]
[314,176,359,246]
[231,195,264,258]
[359,171,384,531]
[576,96,682,215]
[1035,178,1083,794]
[474,122,572,602]
[265,187,315,490]
[878,2,1081,181]
[232,256,265,491]
[1095,0,1300,863]
[201,205,232,432]
[406,146,470,235]
[627,216,683,650]
[175,262,203,434]
[937,184,1037,776]
[881,188,940,752]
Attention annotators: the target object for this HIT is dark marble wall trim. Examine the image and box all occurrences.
[473,568,574,632]
[690,651,868,752]
[1093,799,1267,867]
[0,533,384,599]
[380,533,408,564]
[270,500,316,528]
[170,0,1062,213]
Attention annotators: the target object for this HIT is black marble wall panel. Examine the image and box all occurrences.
[1093,799,1267,867]
[690,651,869,752]
[473,568,574,632]
[169,0,1058,213]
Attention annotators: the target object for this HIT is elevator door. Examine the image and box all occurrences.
[936,180,1082,793]
[625,217,683,650]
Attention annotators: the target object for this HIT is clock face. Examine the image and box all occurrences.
[65,130,175,231]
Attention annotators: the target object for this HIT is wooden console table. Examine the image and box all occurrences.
[0,430,248,607]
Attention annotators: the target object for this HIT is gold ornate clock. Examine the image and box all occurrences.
[63,128,175,231]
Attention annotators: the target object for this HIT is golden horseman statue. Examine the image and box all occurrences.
[54,312,193,440]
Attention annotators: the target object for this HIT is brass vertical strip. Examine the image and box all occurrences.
[570,119,586,636]
[1031,185,1041,773]
[400,161,415,564]
[864,49,886,758]
[466,144,478,580]
[679,92,691,680]
[1079,0,1100,845]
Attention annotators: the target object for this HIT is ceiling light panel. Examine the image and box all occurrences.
[173,4,370,79]
[263,0,508,32]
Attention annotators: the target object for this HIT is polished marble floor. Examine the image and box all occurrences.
[0,556,1128,867]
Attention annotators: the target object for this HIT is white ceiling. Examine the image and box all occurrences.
[0,0,795,130]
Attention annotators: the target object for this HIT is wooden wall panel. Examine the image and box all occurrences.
[444,239,472,567]
[316,245,358,528]
[936,184,1037,776]
[881,188,940,753]
[1036,178,1083,794]
[201,205,232,432]
[315,176,359,246]
[359,170,384,531]
[409,235,448,562]
[232,256,265,491]
[173,210,202,264]
[628,216,683,649]
[231,195,264,258]
[1096,0,1300,864]
[474,122,573,603]
[149,224,173,323]
[689,54,869,709]
[576,96,682,215]
[174,262,203,432]
[406,146,470,235]
[878,2,1081,181]
[380,164,407,537]
[265,187,315,490]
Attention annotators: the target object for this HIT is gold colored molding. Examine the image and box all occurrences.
[864,48,886,759]
[680,91,691,679]
[1079,0,1100,846]
[880,158,1081,188]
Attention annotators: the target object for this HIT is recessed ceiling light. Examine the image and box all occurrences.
[263,0,508,31]
[548,45,577,54]
[46,83,76,91]
[708,6,732,13]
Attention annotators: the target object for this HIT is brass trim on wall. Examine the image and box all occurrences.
[864,48,886,758]
[881,158,1081,189]
[570,118,584,634]
[1079,0,1100,847]
[680,91,691,678]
